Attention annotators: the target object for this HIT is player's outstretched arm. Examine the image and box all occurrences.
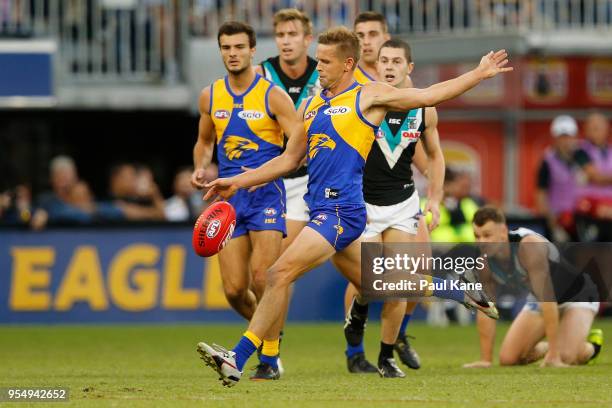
[367,50,512,111]
[464,263,497,368]
[518,237,567,367]
[204,89,307,200]
[191,87,216,190]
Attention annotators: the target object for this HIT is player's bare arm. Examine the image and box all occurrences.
[518,236,566,367]
[204,89,307,200]
[191,86,216,189]
[464,262,498,368]
[422,107,444,231]
[360,50,512,124]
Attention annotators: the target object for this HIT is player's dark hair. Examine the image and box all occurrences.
[473,205,506,226]
[379,38,412,63]
[318,27,360,66]
[354,11,388,32]
[217,21,256,48]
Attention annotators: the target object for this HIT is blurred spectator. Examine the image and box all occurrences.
[164,165,216,222]
[0,184,32,225]
[577,112,612,198]
[32,156,95,229]
[427,167,485,243]
[535,115,586,241]
[109,163,166,221]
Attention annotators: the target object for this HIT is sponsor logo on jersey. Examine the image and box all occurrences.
[308,133,336,159]
[238,110,264,120]
[304,110,317,120]
[401,130,421,139]
[264,208,277,216]
[214,110,230,119]
[264,218,277,224]
[224,135,259,160]
[388,118,402,125]
[324,188,339,199]
[206,219,221,238]
[288,86,302,93]
[323,106,351,116]
[311,219,322,226]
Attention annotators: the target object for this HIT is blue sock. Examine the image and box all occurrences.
[260,354,278,369]
[232,336,258,371]
[432,277,465,303]
[399,314,412,338]
[346,342,364,358]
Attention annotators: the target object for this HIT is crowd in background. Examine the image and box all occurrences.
[0,157,218,229]
[2,111,611,239]
[536,112,612,242]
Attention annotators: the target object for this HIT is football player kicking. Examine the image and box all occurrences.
[198,26,510,387]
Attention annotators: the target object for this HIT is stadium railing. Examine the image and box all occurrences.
[1,1,610,85]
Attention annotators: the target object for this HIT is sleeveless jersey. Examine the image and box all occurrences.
[487,228,595,303]
[353,65,376,85]
[364,108,425,206]
[209,74,283,178]
[261,56,320,179]
[302,82,377,210]
[261,56,320,108]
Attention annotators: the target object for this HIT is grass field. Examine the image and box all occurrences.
[0,321,611,407]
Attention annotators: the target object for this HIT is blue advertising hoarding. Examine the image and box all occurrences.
[0,226,356,324]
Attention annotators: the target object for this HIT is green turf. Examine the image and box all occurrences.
[0,321,610,407]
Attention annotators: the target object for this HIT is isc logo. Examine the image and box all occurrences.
[206,219,221,238]
[323,106,351,116]
[238,110,264,120]
[388,118,402,125]
[214,110,229,119]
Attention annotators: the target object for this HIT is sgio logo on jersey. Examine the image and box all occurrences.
[238,110,264,120]
[323,106,351,116]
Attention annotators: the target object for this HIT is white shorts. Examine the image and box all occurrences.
[283,175,310,222]
[363,191,421,238]
[522,299,600,315]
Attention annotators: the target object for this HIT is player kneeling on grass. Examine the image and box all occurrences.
[464,206,603,368]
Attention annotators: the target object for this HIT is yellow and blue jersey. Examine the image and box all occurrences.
[353,65,376,85]
[209,74,283,178]
[209,74,286,238]
[303,81,377,210]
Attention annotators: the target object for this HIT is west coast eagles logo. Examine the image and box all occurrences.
[308,134,336,159]
[224,135,259,160]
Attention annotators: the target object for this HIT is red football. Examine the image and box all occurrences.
[192,201,236,257]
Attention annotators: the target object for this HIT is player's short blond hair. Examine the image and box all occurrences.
[318,27,360,66]
[273,8,313,36]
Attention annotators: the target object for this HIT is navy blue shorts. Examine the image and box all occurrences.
[307,204,366,251]
[228,180,286,238]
